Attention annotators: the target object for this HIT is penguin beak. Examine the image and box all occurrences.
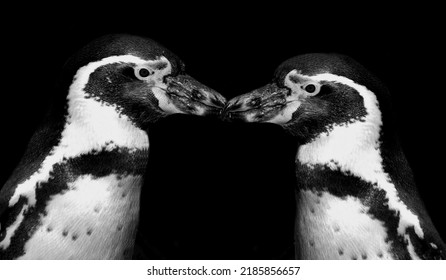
[222,83,290,122]
[164,75,226,116]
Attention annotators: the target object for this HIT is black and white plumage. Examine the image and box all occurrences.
[0,34,225,259]
[223,53,445,259]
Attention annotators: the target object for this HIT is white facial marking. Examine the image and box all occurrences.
[8,55,150,209]
[296,73,424,242]
[18,174,142,259]
[298,190,393,259]
[430,243,438,249]
[266,70,312,125]
[266,100,302,124]
[142,57,183,115]
[151,87,183,115]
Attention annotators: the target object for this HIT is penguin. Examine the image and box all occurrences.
[222,53,445,259]
[0,34,226,259]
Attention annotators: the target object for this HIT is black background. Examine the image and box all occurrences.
[1,6,444,259]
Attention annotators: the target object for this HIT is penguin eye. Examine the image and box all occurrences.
[139,68,151,77]
[305,84,316,93]
[135,67,154,80]
[303,83,320,95]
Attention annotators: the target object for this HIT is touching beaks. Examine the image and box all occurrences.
[163,74,226,116]
[221,83,292,123]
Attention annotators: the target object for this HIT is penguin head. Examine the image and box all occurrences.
[223,53,389,142]
[57,34,226,128]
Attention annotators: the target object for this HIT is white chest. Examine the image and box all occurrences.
[18,174,143,259]
[296,189,394,260]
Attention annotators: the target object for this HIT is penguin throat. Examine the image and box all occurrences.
[65,55,150,152]
[295,73,425,247]
[296,73,385,179]
[65,92,149,151]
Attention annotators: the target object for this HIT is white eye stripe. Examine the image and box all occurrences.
[132,57,172,83]
[285,70,322,96]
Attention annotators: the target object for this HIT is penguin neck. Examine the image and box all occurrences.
[55,53,150,157]
[61,84,150,154]
[293,76,445,259]
[295,88,397,195]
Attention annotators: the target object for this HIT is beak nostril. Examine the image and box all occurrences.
[191,89,203,100]
[249,97,262,107]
